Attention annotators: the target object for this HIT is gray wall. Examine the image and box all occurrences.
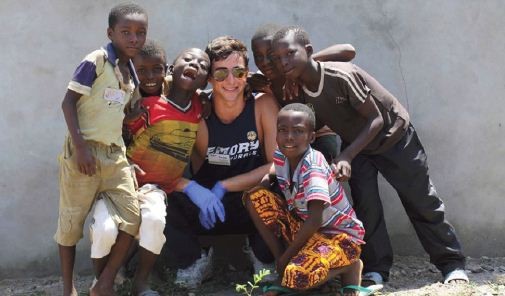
[1,0,504,277]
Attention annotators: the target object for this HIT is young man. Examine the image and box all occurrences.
[55,3,147,296]
[270,26,468,285]
[163,36,279,289]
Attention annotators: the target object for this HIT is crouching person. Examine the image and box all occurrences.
[244,104,376,296]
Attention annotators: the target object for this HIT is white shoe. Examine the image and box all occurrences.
[243,242,278,283]
[174,248,214,289]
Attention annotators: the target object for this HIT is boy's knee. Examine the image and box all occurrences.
[139,211,166,254]
[90,215,119,258]
[283,264,312,290]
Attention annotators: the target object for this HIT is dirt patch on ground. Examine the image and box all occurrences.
[2,256,505,295]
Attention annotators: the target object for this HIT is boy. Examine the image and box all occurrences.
[244,103,370,296]
[249,23,356,163]
[121,40,210,295]
[270,26,468,285]
[55,3,147,296]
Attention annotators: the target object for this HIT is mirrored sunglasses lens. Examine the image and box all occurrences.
[232,68,247,79]
[213,69,229,81]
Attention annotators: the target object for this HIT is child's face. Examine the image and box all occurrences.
[133,54,166,96]
[171,48,210,92]
[276,110,315,163]
[271,32,310,81]
[107,13,148,60]
[252,36,280,80]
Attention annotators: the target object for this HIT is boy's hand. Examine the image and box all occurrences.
[247,72,271,94]
[197,90,212,119]
[283,79,300,100]
[130,99,147,120]
[332,155,352,182]
[75,142,96,176]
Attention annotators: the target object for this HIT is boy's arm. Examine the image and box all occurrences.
[313,43,356,62]
[333,94,383,181]
[61,89,96,176]
[276,200,325,274]
[284,44,356,100]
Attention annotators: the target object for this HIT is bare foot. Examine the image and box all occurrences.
[89,283,115,296]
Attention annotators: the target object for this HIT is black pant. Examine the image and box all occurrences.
[162,190,274,269]
[346,125,465,281]
[312,133,339,163]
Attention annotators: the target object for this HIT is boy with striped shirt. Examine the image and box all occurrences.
[245,103,369,295]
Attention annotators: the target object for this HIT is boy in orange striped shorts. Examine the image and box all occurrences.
[244,103,374,295]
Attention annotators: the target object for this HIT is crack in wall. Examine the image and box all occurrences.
[376,1,410,112]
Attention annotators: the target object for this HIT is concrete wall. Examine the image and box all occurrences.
[1,0,504,277]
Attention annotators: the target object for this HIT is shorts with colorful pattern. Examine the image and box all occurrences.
[245,187,361,290]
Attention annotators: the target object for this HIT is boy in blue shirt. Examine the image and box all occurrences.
[55,3,147,296]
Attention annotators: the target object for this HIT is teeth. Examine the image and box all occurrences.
[145,83,156,87]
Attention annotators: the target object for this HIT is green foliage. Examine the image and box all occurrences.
[235,268,271,296]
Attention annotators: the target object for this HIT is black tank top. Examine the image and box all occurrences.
[193,97,265,189]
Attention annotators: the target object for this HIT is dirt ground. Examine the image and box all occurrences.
[2,255,505,296]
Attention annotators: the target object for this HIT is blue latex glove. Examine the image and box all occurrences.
[211,181,227,201]
[183,181,225,229]
[198,211,213,230]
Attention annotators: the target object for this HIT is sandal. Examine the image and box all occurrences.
[341,284,383,296]
[443,269,469,284]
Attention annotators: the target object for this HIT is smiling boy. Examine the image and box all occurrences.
[115,40,210,295]
[245,103,369,296]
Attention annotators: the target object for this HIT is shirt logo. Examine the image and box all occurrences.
[335,96,346,104]
[247,131,257,141]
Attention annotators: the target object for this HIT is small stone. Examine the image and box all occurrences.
[470,266,484,273]
[428,266,438,273]
[498,266,505,272]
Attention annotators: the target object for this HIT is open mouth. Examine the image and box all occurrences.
[182,68,197,80]
[144,82,157,87]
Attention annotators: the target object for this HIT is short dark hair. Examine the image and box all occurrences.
[205,36,249,67]
[108,3,147,28]
[280,103,316,131]
[138,39,166,61]
[251,23,281,42]
[272,26,311,46]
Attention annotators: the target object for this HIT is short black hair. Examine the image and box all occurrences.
[205,36,249,67]
[280,103,316,131]
[272,25,311,46]
[251,23,281,41]
[108,3,147,28]
[138,39,166,61]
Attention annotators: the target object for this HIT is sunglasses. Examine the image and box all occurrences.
[212,67,248,82]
